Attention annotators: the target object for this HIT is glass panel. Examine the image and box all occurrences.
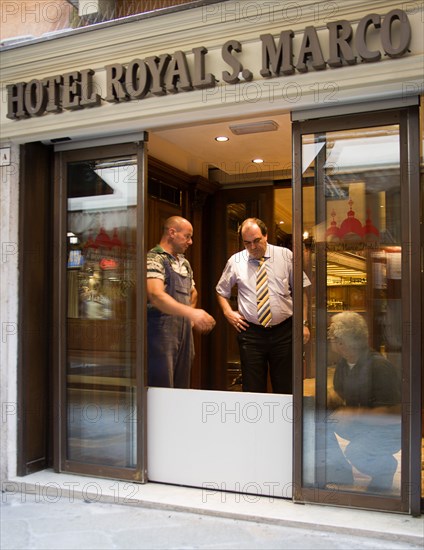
[66,156,138,467]
[274,188,292,248]
[302,126,402,496]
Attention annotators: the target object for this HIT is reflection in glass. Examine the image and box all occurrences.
[326,312,401,492]
[301,126,402,496]
[66,157,137,467]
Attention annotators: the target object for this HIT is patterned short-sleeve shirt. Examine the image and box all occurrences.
[147,245,195,289]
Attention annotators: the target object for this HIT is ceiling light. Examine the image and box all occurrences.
[252,158,264,164]
[229,120,279,135]
[215,136,229,142]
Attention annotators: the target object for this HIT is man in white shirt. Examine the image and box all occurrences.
[216,217,310,393]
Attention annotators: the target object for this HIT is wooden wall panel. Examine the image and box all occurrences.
[18,142,52,475]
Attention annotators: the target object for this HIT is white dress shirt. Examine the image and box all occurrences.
[216,244,311,325]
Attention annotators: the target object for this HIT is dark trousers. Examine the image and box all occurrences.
[237,317,293,394]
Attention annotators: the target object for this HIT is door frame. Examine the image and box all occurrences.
[208,184,274,390]
[52,139,148,481]
[17,142,53,475]
[292,105,422,514]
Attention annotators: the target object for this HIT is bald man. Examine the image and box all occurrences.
[147,216,215,388]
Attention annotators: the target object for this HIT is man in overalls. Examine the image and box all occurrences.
[147,216,215,388]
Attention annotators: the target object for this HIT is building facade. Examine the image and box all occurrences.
[1,0,423,515]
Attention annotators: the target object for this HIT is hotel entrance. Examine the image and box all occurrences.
[2,0,423,524]
[16,104,421,515]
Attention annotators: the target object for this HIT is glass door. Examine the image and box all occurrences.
[54,140,147,481]
[292,107,421,514]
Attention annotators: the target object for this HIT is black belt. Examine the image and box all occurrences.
[246,317,292,330]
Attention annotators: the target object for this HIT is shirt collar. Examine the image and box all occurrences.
[152,245,183,261]
[247,244,271,262]
[151,244,170,256]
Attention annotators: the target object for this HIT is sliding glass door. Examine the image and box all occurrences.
[292,107,421,514]
[54,141,148,481]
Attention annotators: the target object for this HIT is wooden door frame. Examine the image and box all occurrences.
[207,185,274,391]
[17,142,53,475]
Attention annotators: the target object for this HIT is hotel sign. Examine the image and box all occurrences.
[6,9,411,120]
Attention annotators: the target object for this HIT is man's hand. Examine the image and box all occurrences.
[216,294,247,332]
[191,309,216,334]
[224,310,248,332]
[148,278,215,333]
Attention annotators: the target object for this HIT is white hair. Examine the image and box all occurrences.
[328,311,369,352]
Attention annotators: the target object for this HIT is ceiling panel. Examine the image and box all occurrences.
[152,113,292,177]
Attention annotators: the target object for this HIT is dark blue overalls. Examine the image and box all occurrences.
[147,255,194,388]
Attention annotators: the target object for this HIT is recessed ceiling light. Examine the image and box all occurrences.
[252,158,264,164]
[215,136,229,142]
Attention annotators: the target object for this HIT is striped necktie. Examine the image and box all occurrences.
[257,257,272,327]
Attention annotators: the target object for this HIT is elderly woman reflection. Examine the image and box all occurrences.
[326,311,401,494]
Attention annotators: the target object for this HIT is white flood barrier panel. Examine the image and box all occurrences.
[147,388,293,499]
